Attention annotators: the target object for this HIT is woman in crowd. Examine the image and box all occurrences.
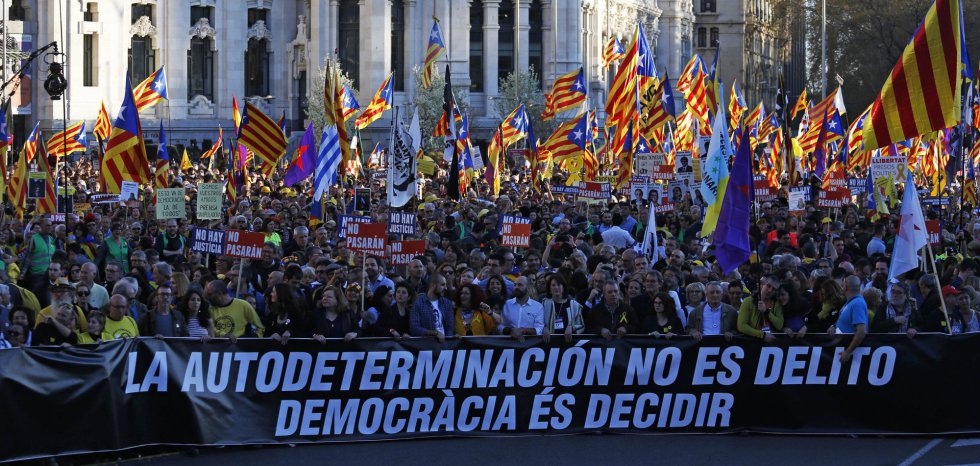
[374,283,413,339]
[179,287,214,340]
[645,291,684,338]
[486,275,508,302]
[363,285,391,333]
[312,285,358,341]
[8,307,34,346]
[684,282,706,323]
[265,283,311,344]
[453,283,496,336]
[807,279,846,333]
[344,282,363,318]
[74,283,95,316]
[76,310,108,344]
[541,275,584,342]
[779,282,810,338]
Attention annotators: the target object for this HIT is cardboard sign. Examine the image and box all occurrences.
[27,172,46,199]
[389,240,426,265]
[196,182,223,220]
[339,215,372,239]
[498,215,531,235]
[500,222,531,248]
[926,220,941,247]
[790,186,812,202]
[387,211,417,236]
[816,187,851,208]
[870,156,908,181]
[789,189,807,212]
[354,188,371,212]
[753,175,778,202]
[120,181,140,202]
[577,181,611,200]
[224,229,265,259]
[155,188,186,219]
[190,228,227,255]
[346,222,388,256]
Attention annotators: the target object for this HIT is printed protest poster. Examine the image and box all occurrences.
[339,215,372,239]
[346,222,388,256]
[870,156,908,181]
[196,183,223,220]
[389,240,426,265]
[120,181,140,203]
[500,222,531,248]
[387,211,418,236]
[789,189,807,213]
[190,228,227,255]
[155,188,186,219]
[27,172,46,199]
[224,230,265,259]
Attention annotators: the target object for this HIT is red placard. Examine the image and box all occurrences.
[926,220,941,247]
[816,187,851,208]
[500,223,532,248]
[346,222,388,256]
[389,240,427,265]
[224,230,266,259]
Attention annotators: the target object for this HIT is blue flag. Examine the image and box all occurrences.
[713,127,754,274]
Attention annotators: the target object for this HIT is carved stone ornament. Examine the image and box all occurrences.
[247,19,272,42]
[246,96,271,114]
[188,94,215,116]
[130,16,157,38]
[189,17,216,40]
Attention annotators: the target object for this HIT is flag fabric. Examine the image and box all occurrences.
[201,128,223,159]
[729,81,747,130]
[154,121,170,190]
[686,63,711,127]
[422,20,447,89]
[340,85,360,121]
[238,101,287,175]
[965,160,977,206]
[644,71,676,138]
[614,120,636,189]
[602,36,625,69]
[700,90,734,237]
[102,77,151,193]
[34,134,57,215]
[232,95,242,131]
[677,55,701,96]
[94,101,112,142]
[543,115,583,163]
[798,89,845,153]
[705,48,721,120]
[46,122,87,157]
[549,67,587,116]
[388,112,418,207]
[487,127,504,195]
[6,142,27,218]
[714,127,754,274]
[846,105,873,172]
[888,170,929,281]
[132,66,169,112]
[638,194,659,262]
[606,25,640,130]
[312,122,341,220]
[355,72,395,129]
[500,104,529,145]
[863,0,964,151]
[23,123,40,164]
[791,88,808,120]
[445,65,461,200]
[180,149,192,170]
[277,112,287,134]
[456,114,474,194]
[284,123,316,186]
[813,110,832,179]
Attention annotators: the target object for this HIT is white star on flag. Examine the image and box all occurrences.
[117,105,127,121]
[572,129,583,140]
[152,80,165,92]
[828,120,837,130]
[430,29,440,40]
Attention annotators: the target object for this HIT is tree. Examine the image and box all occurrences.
[306,59,357,138]
[411,64,470,156]
[495,66,558,142]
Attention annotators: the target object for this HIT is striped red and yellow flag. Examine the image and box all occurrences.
[34,134,57,214]
[94,101,111,142]
[541,117,580,163]
[549,67,587,116]
[238,101,287,174]
[605,26,639,130]
[46,121,87,157]
[602,36,625,70]
[132,67,168,111]
[791,88,808,120]
[421,20,447,89]
[6,144,27,218]
[102,79,152,193]
[798,89,841,153]
[863,0,964,152]
[201,127,223,159]
[676,55,701,96]
[232,95,242,131]
[355,72,394,129]
[686,66,711,127]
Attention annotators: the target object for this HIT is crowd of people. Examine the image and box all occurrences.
[0,151,978,360]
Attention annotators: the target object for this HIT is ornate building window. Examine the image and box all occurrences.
[245,8,271,97]
[528,0,543,89]
[498,0,514,83]
[469,0,484,92]
[187,6,215,101]
[391,0,404,92]
[338,0,360,88]
[129,4,156,85]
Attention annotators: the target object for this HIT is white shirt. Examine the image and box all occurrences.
[88,283,111,310]
[430,300,444,335]
[702,303,723,335]
[500,298,545,335]
[601,226,637,249]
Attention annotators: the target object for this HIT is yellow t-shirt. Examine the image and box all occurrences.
[104,315,140,339]
[35,305,89,332]
[76,331,112,344]
[211,298,265,337]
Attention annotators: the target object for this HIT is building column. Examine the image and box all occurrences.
[311,0,328,66]
[483,0,500,113]
[405,0,419,106]
[517,0,529,72]
[541,0,554,82]
[358,0,390,111]
[329,0,340,61]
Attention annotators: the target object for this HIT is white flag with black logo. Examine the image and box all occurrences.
[388,119,417,208]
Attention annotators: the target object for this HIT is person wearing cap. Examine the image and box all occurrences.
[32,294,79,347]
[950,285,980,334]
[35,278,88,334]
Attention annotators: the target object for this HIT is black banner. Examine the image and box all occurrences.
[3,334,980,462]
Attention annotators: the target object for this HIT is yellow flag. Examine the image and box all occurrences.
[181,149,193,170]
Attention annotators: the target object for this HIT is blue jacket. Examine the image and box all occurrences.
[409,295,456,337]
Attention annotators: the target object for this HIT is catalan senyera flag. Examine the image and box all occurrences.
[422,20,447,89]
[324,66,352,173]
[602,36,625,69]
[799,88,844,153]
[965,160,978,206]
[6,144,26,218]
[132,66,169,112]
[102,77,151,193]
[541,92,556,121]
[729,81,747,130]
[846,105,872,172]
[686,63,711,127]
[238,101,287,175]
[46,121,87,157]
[500,104,529,145]
[94,101,111,142]
[705,48,721,120]
[155,121,170,191]
[605,25,639,130]
[791,88,808,120]
[355,72,394,129]
[542,115,582,163]
[549,67,588,116]
[34,134,57,215]
[201,127,223,159]
[340,85,360,122]
[863,0,964,151]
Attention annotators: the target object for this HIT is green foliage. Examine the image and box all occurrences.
[495,67,558,142]
[307,59,357,138]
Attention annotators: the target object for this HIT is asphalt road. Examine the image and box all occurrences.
[96,434,980,466]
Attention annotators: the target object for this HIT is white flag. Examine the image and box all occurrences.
[388,119,417,208]
[888,170,928,282]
